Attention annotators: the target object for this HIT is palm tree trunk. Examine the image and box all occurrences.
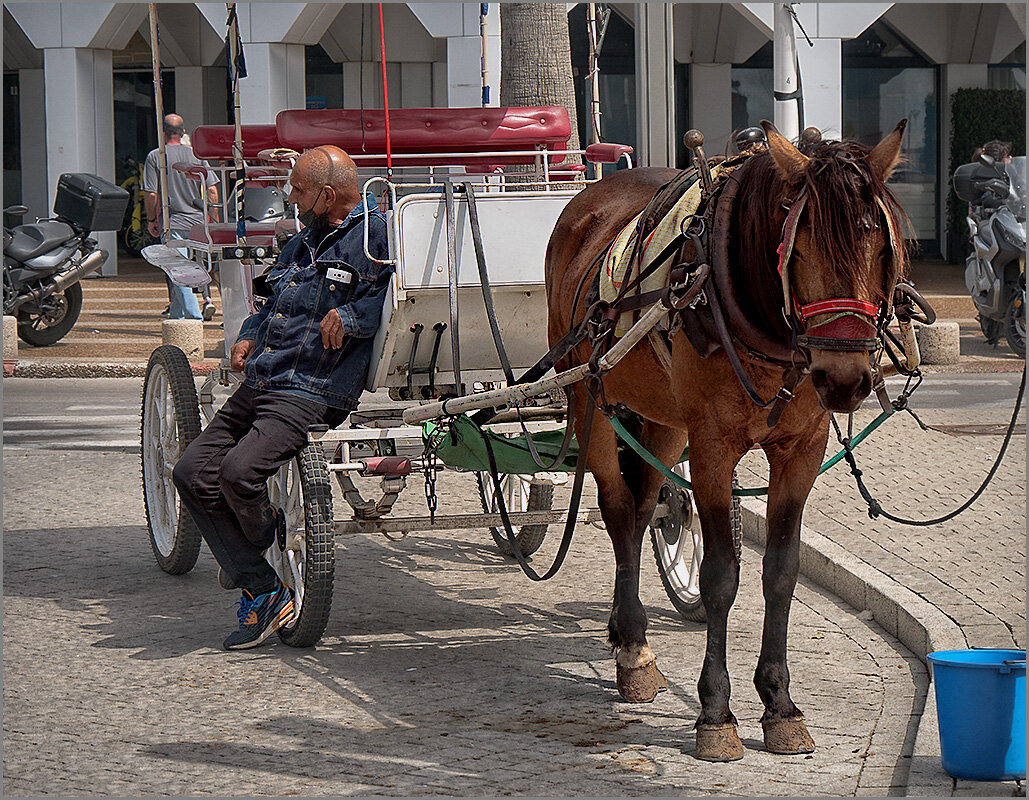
[500,3,581,158]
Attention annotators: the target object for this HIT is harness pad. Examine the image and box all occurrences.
[600,168,719,336]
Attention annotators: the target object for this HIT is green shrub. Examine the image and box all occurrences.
[947,88,1026,246]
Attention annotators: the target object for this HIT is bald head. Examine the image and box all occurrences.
[289,146,361,226]
[163,114,185,140]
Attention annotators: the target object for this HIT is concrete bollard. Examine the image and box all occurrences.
[161,319,204,362]
[3,315,18,360]
[916,321,961,364]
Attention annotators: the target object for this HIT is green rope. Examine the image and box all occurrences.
[609,409,896,497]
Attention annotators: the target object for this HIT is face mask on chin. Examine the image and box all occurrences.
[297,187,330,234]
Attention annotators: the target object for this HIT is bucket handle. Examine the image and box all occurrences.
[1002,659,1026,666]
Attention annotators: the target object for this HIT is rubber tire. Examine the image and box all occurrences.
[140,345,203,574]
[16,282,83,347]
[650,473,743,624]
[476,472,554,558]
[278,443,335,648]
[1004,293,1025,358]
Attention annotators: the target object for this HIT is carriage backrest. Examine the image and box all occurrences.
[275,106,572,168]
[190,124,281,161]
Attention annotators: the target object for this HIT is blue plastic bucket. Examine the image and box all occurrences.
[927,649,1026,781]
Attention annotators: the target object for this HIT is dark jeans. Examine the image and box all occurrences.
[172,383,350,594]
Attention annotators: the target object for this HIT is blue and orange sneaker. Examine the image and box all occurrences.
[222,581,294,650]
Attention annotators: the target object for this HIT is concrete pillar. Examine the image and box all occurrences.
[162,319,205,362]
[798,38,842,140]
[917,322,961,364]
[18,69,48,223]
[43,47,118,275]
[689,64,733,157]
[173,66,207,131]
[238,43,307,124]
[3,316,18,361]
[635,3,676,167]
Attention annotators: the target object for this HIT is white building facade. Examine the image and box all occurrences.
[3,2,1025,273]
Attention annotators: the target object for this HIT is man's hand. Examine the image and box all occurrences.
[230,339,255,371]
[320,309,346,350]
[147,219,161,238]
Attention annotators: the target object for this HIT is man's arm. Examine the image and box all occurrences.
[144,192,161,238]
[206,184,220,223]
[320,216,392,348]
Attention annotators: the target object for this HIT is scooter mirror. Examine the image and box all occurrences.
[3,205,28,216]
[978,153,996,168]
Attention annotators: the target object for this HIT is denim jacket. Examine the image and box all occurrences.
[235,197,392,409]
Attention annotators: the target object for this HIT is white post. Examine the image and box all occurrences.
[634,3,676,167]
[773,3,801,141]
[43,46,118,275]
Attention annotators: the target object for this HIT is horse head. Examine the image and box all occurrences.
[760,119,909,413]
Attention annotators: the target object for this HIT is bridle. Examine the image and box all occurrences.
[774,190,900,357]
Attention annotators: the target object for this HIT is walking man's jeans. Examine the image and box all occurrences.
[166,229,203,320]
[173,383,350,593]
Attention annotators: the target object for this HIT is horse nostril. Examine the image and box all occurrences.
[857,371,872,398]
[810,368,829,388]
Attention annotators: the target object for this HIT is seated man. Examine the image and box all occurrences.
[173,145,392,650]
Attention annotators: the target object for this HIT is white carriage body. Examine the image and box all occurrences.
[368,189,579,392]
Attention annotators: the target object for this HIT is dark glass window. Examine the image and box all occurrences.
[305,44,343,110]
[4,72,21,228]
[113,70,175,184]
[843,22,938,245]
[731,41,773,133]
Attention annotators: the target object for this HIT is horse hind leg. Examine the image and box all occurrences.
[610,420,687,703]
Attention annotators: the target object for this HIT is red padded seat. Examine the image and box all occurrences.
[585,142,634,164]
[276,107,571,168]
[191,125,281,161]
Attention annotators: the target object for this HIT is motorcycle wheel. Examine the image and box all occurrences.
[16,282,82,347]
[123,225,154,257]
[1004,293,1026,358]
[978,314,1003,344]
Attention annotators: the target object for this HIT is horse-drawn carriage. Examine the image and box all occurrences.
[140,97,943,758]
[140,104,716,647]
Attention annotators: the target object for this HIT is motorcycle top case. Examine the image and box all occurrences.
[53,173,129,232]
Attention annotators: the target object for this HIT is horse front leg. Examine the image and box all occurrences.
[690,440,745,761]
[754,436,825,755]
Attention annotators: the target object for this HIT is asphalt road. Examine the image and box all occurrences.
[2,371,1024,454]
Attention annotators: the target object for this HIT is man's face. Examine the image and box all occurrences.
[288,167,325,214]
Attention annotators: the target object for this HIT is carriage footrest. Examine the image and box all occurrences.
[360,456,412,477]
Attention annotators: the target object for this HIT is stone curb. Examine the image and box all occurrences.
[739,499,1003,797]
[7,360,218,378]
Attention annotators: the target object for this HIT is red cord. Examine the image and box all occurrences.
[378,3,392,176]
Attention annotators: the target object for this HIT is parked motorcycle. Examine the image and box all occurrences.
[3,173,129,347]
[953,154,1026,357]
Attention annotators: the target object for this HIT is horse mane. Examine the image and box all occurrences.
[728,138,912,341]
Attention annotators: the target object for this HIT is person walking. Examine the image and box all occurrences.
[172,145,392,650]
[143,113,220,320]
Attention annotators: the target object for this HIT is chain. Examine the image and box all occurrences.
[421,419,452,524]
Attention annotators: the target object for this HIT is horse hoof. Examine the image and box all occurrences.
[695,723,744,762]
[614,645,667,702]
[763,716,815,754]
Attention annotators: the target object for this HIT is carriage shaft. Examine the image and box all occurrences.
[401,300,670,424]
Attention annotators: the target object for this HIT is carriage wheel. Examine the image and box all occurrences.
[650,465,743,623]
[140,345,203,574]
[476,473,554,558]
[266,443,335,648]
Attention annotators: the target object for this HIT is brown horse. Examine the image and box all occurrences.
[545,120,908,761]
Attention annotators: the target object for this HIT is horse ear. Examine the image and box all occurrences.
[867,119,907,182]
[760,119,810,183]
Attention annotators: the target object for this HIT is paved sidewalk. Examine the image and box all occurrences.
[3,447,923,796]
